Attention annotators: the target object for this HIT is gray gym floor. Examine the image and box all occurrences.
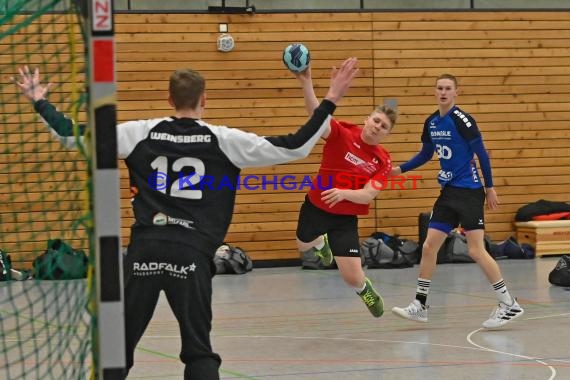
[128,256,570,380]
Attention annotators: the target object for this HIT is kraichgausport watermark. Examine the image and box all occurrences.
[147,172,422,191]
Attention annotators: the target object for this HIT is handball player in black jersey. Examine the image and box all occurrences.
[14,58,359,378]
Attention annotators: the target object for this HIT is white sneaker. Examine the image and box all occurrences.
[391,299,428,323]
[482,300,524,329]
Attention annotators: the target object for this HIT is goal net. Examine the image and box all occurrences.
[0,0,95,378]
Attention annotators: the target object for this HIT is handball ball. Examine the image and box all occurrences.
[282,43,310,73]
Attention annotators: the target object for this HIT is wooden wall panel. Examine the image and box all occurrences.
[113,11,570,262]
[4,11,570,266]
[113,12,377,262]
[371,11,570,256]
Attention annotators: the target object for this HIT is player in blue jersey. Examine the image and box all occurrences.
[390,74,523,329]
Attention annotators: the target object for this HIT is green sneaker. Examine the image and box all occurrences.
[358,278,384,318]
[314,234,334,266]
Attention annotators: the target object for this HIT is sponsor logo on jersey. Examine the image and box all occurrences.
[453,109,472,128]
[344,152,365,166]
[153,212,167,226]
[430,122,436,128]
[438,170,453,181]
[152,212,195,229]
[471,165,480,183]
[150,132,212,143]
[133,261,197,279]
[430,130,451,137]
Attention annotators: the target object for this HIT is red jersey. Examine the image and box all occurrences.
[307,119,391,215]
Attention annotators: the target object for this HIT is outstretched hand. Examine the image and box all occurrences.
[324,57,359,105]
[12,66,52,102]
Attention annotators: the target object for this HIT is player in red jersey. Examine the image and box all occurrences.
[293,64,396,317]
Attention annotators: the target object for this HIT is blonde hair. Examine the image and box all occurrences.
[374,105,397,129]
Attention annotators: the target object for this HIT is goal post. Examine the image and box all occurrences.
[84,0,125,378]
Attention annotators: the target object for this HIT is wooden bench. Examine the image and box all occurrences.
[515,220,570,257]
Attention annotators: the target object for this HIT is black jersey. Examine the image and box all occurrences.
[35,99,336,253]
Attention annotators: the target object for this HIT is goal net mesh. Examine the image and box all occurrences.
[0,0,95,378]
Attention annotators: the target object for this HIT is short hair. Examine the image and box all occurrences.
[374,105,398,129]
[436,73,458,88]
[169,69,205,110]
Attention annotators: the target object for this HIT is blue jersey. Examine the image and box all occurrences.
[421,106,483,189]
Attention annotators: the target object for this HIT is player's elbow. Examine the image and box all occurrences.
[363,188,381,204]
[292,150,310,161]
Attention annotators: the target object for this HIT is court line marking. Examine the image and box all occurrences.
[134,346,261,380]
[219,333,543,356]
[218,333,569,375]
[524,312,570,320]
[467,328,557,380]
[146,331,569,367]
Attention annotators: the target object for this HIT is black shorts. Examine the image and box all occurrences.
[296,197,360,258]
[430,186,486,233]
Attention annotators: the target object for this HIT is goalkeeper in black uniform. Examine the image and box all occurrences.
[14,59,359,380]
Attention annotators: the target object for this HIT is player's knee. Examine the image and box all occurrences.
[422,241,439,258]
[467,247,486,261]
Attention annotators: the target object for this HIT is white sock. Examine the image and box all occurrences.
[355,281,366,294]
[314,236,325,250]
[416,278,431,306]
[492,279,514,306]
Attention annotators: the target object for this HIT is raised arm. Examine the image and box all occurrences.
[216,57,360,168]
[292,60,346,140]
[322,57,359,105]
[294,57,357,113]
[13,66,85,148]
[294,65,320,116]
[13,66,52,102]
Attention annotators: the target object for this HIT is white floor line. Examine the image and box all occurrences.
[467,328,557,380]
